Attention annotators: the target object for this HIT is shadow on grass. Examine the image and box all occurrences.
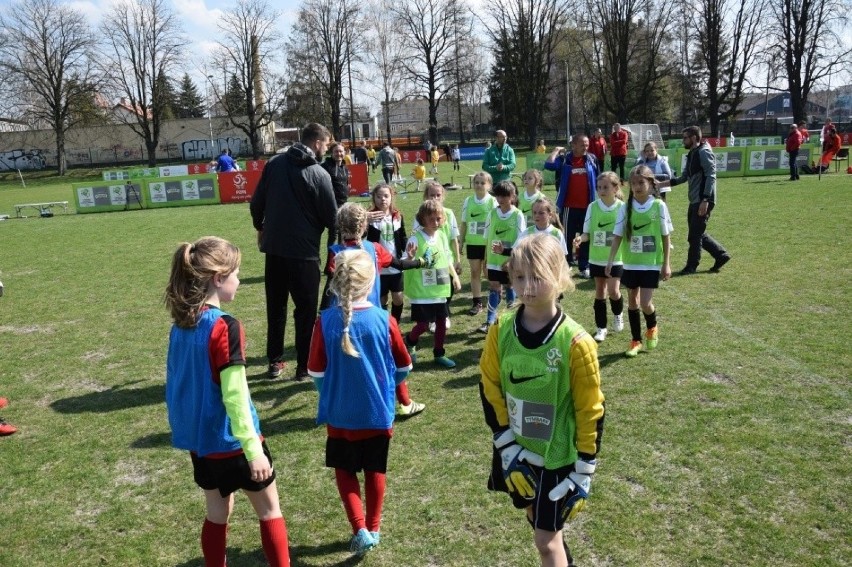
[51,382,164,413]
[597,352,625,370]
[290,539,367,566]
[443,373,481,389]
[130,432,171,449]
[238,275,265,286]
[174,546,267,567]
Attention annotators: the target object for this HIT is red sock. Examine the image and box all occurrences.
[334,468,365,533]
[396,381,411,406]
[201,519,228,567]
[364,471,387,533]
[259,517,290,567]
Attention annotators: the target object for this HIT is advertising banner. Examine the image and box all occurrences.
[188,163,214,175]
[159,164,189,177]
[145,174,219,208]
[745,146,812,176]
[73,181,145,213]
[219,170,262,204]
[676,148,747,178]
[347,163,369,195]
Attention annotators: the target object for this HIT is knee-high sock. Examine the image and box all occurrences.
[364,471,387,533]
[433,313,447,357]
[334,469,365,533]
[505,287,516,304]
[259,517,290,567]
[594,299,607,329]
[487,289,501,324]
[628,308,642,342]
[643,310,657,331]
[390,303,403,323]
[395,381,411,406]
[201,519,228,567]
[609,295,624,315]
[407,321,429,345]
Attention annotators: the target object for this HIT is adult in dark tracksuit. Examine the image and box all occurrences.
[544,135,599,277]
[250,123,337,380]
[662,126,731,274]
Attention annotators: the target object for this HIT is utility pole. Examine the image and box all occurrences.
[205,75,215,157]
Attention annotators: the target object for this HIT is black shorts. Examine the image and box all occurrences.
[621,268,660,290]
[191,441,276,497]
[466,244,486,260]
[487,449,576,532]
[589,263,623,279]
[326,434,391,474]
[380,272,404,294]
[410,302,449,323]
[487,268,511,286]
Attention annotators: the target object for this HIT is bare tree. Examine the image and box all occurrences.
[392,0,469,145]
[580,0,676,123]
[483,0,569,149]
[689,0,768,136]
[287,0,358,140]
[212,0,286,158]
[100,0,184,167]
[769,0,852,123]
[0,0,99,175]
[363,0,409,143]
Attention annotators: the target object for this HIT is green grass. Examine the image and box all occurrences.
[0,160,850,566]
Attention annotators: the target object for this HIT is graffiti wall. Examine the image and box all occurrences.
[181,137,247,161]
[0,149,47,170]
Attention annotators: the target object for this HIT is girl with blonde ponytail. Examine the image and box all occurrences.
[307,248,414,556]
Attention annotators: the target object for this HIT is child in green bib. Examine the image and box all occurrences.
[480,233,605,567]
[460,172,498,315]
[605,165,672,357]
[573,171,626,343]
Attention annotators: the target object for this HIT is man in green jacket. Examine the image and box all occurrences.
[482,130,516,184]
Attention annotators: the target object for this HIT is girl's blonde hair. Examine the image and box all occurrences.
[329,249,376,357]
[369,182,399,217]
[625,165,656,239]
[421,179,444,201]
[532,197,564,231]
[507,233,574,295]
[415,198,444,227]
[164,236,241,328]
[336,202,369,240]
[472,171,493,188]
[597,171,625,200]
[523,168,543,190]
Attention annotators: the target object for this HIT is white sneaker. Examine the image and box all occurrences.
[613,314,624,332]
[578,269,591,279]
[396,400,426,416]
[593,327,608,342]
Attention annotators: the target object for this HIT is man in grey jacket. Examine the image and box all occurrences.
[663,126,731,274]
[250,123,337,380]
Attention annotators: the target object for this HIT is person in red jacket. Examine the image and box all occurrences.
[785,123,803,181]
[798,122,810,144]
[589,128,607,167]
[609,123,629,181]
[820,128,842,170]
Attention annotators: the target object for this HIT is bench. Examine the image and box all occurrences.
[14,201,69,218]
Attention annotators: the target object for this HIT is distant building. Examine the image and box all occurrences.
[376,97,491,139]
[735,92,827,123]
[0,117,29,133]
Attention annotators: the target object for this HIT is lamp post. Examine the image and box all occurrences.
[205,75,215,158]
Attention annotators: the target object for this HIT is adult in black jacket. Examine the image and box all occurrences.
[250,123,336,380]
[321,142,350,208]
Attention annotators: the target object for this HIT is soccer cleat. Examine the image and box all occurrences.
[679,266,697,275]
[396,400,425,416]
[709,254,731,273]
[407,344,417,364]
[293,367,309,382]
[0,417,17,436]
[578,269,591,279]
[268,361,285,379]
[645,327,658,350]
[0,397,8,410]
[349,528,376,556]
[435,356,456,368]
[613,314,624,332]
[625,340,643,358]
[370,532,381,546]
[478,323,492,334]
[593,328,608,342]
[467,302,483,316]
[506,300,516,309]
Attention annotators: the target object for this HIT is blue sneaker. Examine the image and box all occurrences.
[435,356,456,368]
[349,528,376,556]
[370,531,381,546]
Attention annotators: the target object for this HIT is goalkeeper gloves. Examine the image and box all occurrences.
[421,248,436,269]
[493,430,544,500]
[548,458,596,522]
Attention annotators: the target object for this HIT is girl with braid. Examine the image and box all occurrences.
[321,202,426,415]
[307,249,413,556]
[605,165,672,357]
[164,236,290,567]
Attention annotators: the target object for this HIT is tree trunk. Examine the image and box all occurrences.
[146,139,157,167]
[56,130,67,176]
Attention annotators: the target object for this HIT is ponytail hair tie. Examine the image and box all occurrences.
[189,244,197,253]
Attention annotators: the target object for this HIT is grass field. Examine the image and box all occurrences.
[0,158,850,567]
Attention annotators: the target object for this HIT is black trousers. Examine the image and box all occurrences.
[264,254,321,371]
[685,202,727,269]
[611,155,626,180]
[561,207,589,269]
[788,150,799,179]
[382,167,394,183]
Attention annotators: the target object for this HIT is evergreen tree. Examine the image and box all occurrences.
[223,73,248,116]
[177,73,205,118]
[155,71,178,120]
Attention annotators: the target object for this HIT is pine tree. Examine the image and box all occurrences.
[177,73,205,118]
[223,73,248,117]
[155,71,178,120]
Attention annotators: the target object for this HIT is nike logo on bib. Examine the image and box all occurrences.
[597,221,613,228]
[632,222,651,231]
[496,228,509,235]
[509,371,544,384]
[470,212,481,218]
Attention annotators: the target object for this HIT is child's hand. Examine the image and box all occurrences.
[454,261,462,275]
[604,262,612,277]
[661,262,671,281]
[572,235,583,248]
[491,240,504,254]
[452,275,461,292]
[406,241,419,259]
[368,210,385,222]
[248,454,273,483]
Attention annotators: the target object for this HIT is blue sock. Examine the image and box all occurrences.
[505,287,516,304]
[487,290,501,324]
